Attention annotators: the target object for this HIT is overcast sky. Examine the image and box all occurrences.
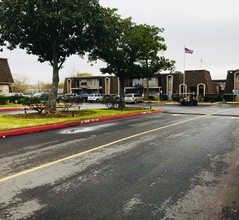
[1,0,239,84]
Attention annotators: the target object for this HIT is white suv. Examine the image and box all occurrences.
[87,93,103,102]
[124,93,143,103]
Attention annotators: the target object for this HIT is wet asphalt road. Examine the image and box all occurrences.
[0,103,239,219]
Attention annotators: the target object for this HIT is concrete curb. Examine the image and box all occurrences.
[0,110,163,138]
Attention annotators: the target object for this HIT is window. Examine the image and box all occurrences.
[76,80,80,88]
[81,80,87,86]
[197,83,205,97]
[92,79,98,86]
[133,79,143,86]
[149,78,156,85]
[167,75,173,98]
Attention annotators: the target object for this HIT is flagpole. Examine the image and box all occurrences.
[183,46,193,98]
[183,45,186,97]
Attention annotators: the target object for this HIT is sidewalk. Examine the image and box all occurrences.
[0,109,163,138]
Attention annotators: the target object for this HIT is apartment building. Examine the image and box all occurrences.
[64,69,223,100]
[0,58,14,96]
[64,76,120,95]
[224,69,239,100]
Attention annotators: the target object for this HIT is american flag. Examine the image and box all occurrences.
[185,47,193,54]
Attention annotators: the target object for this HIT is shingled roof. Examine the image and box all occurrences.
[0,58,14,85]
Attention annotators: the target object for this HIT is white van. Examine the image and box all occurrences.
[87,93,103,102]
[124,93,143,104]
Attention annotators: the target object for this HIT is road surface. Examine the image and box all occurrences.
[0,103,239,219]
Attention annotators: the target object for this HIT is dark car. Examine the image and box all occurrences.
[33,92,49,99]
[179,97,198,106]
[80,93,88,102]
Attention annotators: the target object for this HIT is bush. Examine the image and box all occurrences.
[161,94,168,101]
[21,97,46,114]
[102,95,121,109]
[58,95,83,111]
[172,94,180,101]
[8,96,24,104]
[203,94,221,102]
[148,95,156,100]
[0,96,8,105]
[223,94,236,102]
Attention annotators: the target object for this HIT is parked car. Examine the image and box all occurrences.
[80,93,88,102]
[87,93,103,102]
[179,93,198,106]
[58,93,82,103]
[9,92,24,97]
[32,92,49,100]
[124,93,143,104]
[9,93,25,104]
[61,93,78,98]
[179,98,198,106]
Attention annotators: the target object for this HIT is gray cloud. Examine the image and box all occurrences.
[1,0,239,83]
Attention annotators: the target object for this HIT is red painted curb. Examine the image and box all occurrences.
[0,107,28,111]
[0,106,64,111]
[0,110,163,137]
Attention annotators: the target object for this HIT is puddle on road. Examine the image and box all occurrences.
[59,123,116,134]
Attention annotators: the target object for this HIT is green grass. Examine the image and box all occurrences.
[0,104,25,107]
[0,108,154,131]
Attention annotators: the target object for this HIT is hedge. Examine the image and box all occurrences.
[0,96,8,105]
[223,94,237,101]
[203,94,222,102]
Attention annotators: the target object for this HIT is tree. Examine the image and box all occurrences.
[127,24,175,99]
[12,74,29,93]
[0,0,104,112]
[90,9,174,106]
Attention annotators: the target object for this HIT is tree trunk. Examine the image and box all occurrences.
[45,56,59,113]
[146,78,149,100]
[118,77,125,109]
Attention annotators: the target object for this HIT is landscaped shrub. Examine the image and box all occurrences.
[223,94,236,101]
[172,94,180,101]
[203,94,221,102]
[8,96,24,104]
[58,95,83,111]
[161,94,168,101]
[102,95,120,109]
[0,96,8,105]
[148,95,156,100]
[21,97,46,114]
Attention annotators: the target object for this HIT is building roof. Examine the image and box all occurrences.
[0,58,14,84]
[224,69,239,93]
[185,70,217,94]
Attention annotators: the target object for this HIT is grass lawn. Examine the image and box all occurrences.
[0,104,25,108]
[0,108,155,131]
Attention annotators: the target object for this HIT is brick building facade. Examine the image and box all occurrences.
[224,69,239,100]
[65,69,219,100]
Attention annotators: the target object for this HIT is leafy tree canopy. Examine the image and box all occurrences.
[90,8,175,97]
[0,0,102,67]
[0,0,104,112]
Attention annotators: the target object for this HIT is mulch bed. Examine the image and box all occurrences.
[6,107,148,119]
[7,110,95,119]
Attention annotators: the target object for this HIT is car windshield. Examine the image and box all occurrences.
[125,94,133,97]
